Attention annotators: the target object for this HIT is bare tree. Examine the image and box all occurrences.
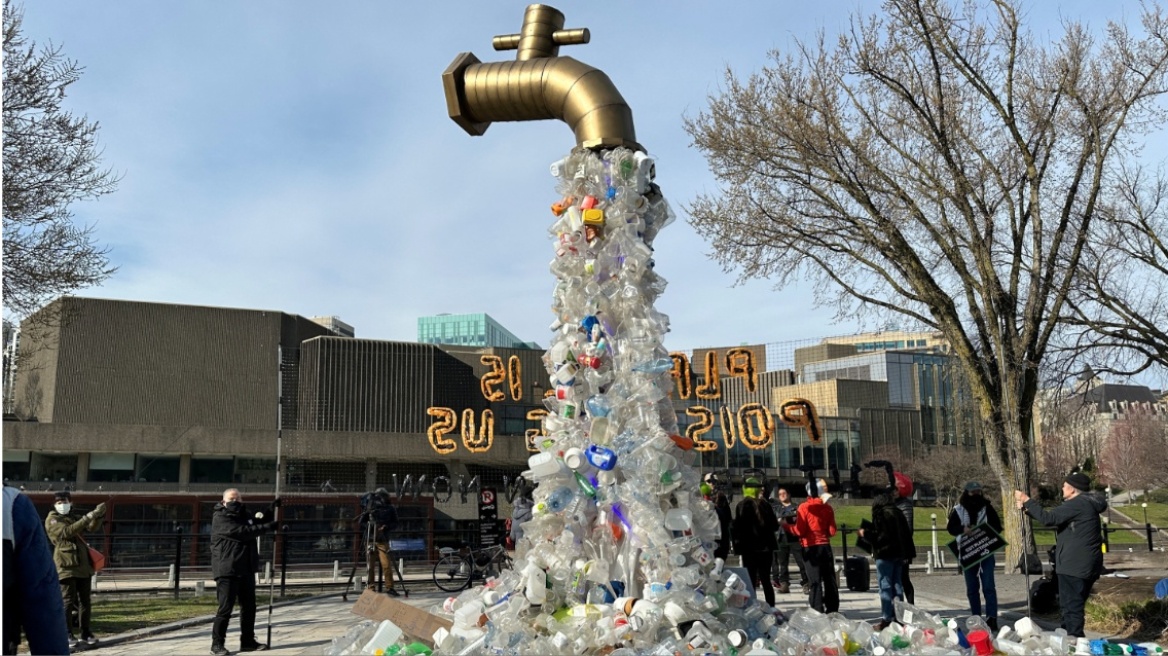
[906,447,998,516]
[684,0,1168,566]
[3,3,118,319]
[1098,413,1168,498]
[1062,168,1168,377]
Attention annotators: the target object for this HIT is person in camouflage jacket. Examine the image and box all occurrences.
[44,490,105,648]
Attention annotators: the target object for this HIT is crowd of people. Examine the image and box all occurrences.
[2,469,1109,654]
[704,468,1107,641]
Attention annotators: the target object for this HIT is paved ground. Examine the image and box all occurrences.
[75,563,1138,656]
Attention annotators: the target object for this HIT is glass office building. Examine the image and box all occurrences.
[417,313,530,348]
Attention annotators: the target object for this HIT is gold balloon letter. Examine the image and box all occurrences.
[696,351,722,400]
[669,352,692,400]
[726,348,757,394]
[685,406,717,451]
[779,398,822,443]
[427,407,458,455]
[738,402,774,449]
[480,355,506,402]
[462,408,494,453]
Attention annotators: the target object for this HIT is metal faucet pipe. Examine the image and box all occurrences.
[442,4,642,152]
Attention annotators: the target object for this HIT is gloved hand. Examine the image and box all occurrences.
[88,502,107,519]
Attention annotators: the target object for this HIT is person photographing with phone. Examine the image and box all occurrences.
[44,490,105,650]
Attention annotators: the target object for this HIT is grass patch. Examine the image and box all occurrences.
[90,593,312,637]
[1085,597,1168,643]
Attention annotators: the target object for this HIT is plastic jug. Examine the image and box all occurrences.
[360,619,403,655]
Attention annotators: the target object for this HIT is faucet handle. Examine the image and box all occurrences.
[493,29,589,54]
[491,5,590,60]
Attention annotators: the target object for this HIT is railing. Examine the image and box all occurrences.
[831,521,1163,571]
[85,524,504,597]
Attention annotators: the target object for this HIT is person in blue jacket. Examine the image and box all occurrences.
[3,484,70,655]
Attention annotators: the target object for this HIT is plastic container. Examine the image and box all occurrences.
[360,620,403,655]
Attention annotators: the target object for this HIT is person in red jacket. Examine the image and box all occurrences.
[783,478,838,613]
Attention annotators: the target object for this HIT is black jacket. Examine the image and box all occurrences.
[211,502,275,579]
[868,493,914,561]
[1023,492,1108,580]
[947,492,1003,537]
[732,497,779,554]
[358,498,398,542]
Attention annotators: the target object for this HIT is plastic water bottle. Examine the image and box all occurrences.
[545,487,576,513]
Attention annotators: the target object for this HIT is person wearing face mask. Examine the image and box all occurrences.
[209,488,279,655]
[44,490,106,649]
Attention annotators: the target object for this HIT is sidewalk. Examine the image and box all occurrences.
[78,571,1111,655]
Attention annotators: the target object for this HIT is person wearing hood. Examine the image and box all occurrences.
[209,488,279,655]
[859,490,914,631]
[783,478,838,613]
[44,490,105,649]
[1015,472,1108,638]
[947,481,1003,632]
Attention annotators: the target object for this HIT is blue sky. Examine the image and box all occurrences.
[16,0,1161,356]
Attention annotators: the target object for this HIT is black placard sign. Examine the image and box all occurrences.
[946,523,1008,571]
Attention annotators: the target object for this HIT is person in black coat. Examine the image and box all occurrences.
[1016,472,1108,637]
[732,478,779,606]
[209,488,278,655]
[859,491,913,630]
[947,481,1003,631]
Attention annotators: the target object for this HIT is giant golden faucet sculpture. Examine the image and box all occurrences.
[442,4,641,152]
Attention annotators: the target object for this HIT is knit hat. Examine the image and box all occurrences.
[964,481,982,492]
[1066,472,1091,492]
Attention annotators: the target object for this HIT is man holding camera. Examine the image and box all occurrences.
[360,488,399,597]
[209,489,279,655]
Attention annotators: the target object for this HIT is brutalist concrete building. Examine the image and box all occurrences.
[2,297,539,494]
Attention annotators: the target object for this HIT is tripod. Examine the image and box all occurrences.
[342,511,408,600]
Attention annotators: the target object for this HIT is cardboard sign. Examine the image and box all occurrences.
[351,589,452,646]
[946,523,1008,571]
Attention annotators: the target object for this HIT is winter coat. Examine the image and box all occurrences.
[895,496,916,558]
[211,501,275,579]
[44,509,102,580]
[946,492,1003,544]
[1023,492,1108,580]
[786,497,837,549]
[868,493,914,561]
[4,486,69,656]
[732,497,779,554]
[769,499,801,544]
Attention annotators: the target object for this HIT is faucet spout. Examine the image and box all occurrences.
[442,5,641,152]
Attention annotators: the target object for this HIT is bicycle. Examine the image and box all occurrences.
[432,543,513,592]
